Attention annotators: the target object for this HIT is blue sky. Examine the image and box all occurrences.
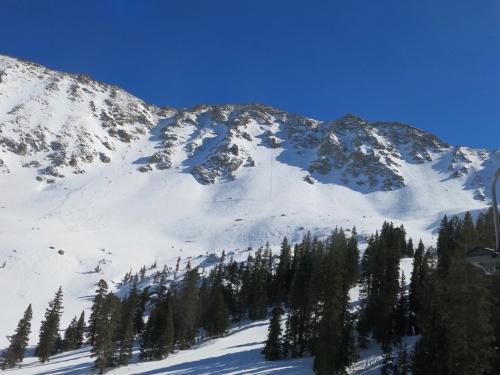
[1,0,499,150]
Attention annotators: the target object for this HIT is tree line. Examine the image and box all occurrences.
[0,227,360,374]
[411,209,500,375]
[2,208,499,374]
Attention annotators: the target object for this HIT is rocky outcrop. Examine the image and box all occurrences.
[0,54,158,179]
[1,55,497,196]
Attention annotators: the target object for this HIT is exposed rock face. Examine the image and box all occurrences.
[145,106,451,190]
[0,55,158,181]
[0,158,9,173]
[0,54,498,197]
[303,115,448,190]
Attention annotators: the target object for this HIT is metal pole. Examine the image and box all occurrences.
[493,168,500,252]
[464,168,500,275]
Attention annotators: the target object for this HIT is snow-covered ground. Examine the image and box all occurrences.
[10,320,314,375]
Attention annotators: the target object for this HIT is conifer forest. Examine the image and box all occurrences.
[1,209,499,375]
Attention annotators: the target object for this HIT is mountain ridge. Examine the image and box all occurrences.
[1,54,497,195]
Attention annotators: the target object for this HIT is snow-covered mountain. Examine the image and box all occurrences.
[0,54,499,373]
[2,54,498,194]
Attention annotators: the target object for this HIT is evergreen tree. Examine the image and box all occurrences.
[90,293,121,374]
[357,223,401,345]
[244,248,269,320]
[135,286,149,335]
[286,234,315,357]
[476,207,496,249]
[115,282,140,366]
[222,257,243,321]
[405,237,415,258]
[88,279,109,347]
[205,287,230,338]
[197,277,212,332]
[380,342,394,375]
[117,318,134,366]
[436,215,457,277]
[393,341,410,375]
[411,269,449,375]
[272,237,292,305]
[140,292,175,361]
[35,286,64,363]
[1,304,32,369]
[412,213,496,374]
[409,240,425,320]
[76,311,86,348]
[444,258,494,374]
[313,230,354,375]
[62,316,78,351]
[174,268,200,348]
[346,227,360,285]
[393,272,409,341]
[262,305,283,361]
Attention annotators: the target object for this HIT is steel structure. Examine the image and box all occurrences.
[465,168,500,275]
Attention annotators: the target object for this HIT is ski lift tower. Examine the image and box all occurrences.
[465,168,500,275]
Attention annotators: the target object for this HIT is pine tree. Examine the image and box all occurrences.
[286,234,315,357]
[140,293,174,361]
[90,293,121,374]
[357,223,401,345]
[412,213,495,374]
[62,316,79,351]
[174,267,200,348]
[205,287,230,338]
[88,279,109,347]
[444,258,494,374]
[411,269,449,375]
[346,226,360,285]
[443,214,494,374]
[393,341,410,375]
[380,342,394,375]
[476,208,496,249]
[135,286,149,335]
[409,240,425,318]
[117,317,134,366]
[436,215,457,277]
[35,286,64,363]
[393,272,409,341]
[262,305,283,361]
[76,311,86,348]
[244,248,269,320]
[405,237,415,258]
[118,281,141,342]
[1,304,32,369]
[272,237,292,305]
[313,230,354,375]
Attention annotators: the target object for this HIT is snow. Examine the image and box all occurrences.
[1,54,499,374]
[9,321,314,375]
[0,153,490,372]
[2,259,417,374]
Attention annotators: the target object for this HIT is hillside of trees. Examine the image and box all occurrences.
[1,208,499,374]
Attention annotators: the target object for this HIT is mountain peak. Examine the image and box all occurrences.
[336,113,368,124]
[0,56,496,196]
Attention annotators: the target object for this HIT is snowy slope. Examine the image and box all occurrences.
[1,55,500,373]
